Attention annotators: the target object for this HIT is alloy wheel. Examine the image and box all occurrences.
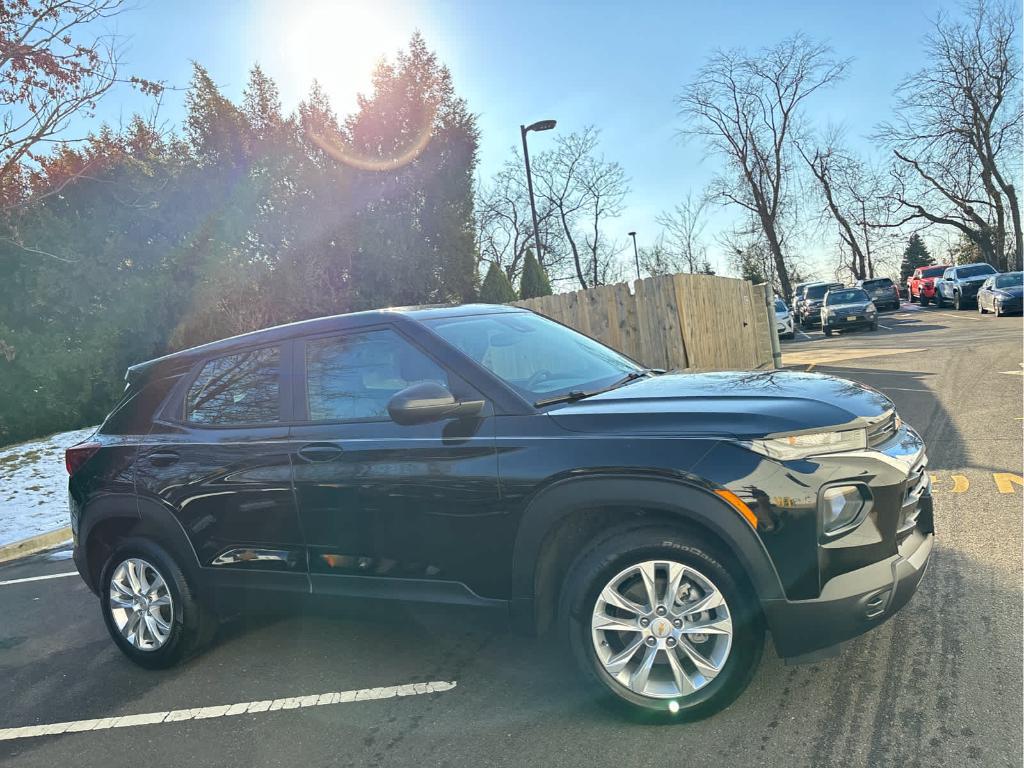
[108,558,174,651]
[591,560,733,700]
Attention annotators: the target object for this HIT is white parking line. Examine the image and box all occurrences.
[0,680,457,742]
[0,571,77,587]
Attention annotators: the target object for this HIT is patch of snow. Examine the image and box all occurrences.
[0,426,99,546]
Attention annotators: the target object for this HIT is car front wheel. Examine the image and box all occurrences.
[954,292,963,310]
[560,526,764,721]
[100,538,215,669]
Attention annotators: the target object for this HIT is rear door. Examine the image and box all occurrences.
[135,342,308,595]
[288,324,503,601]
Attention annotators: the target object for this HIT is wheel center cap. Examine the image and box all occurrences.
[650,617,673,638]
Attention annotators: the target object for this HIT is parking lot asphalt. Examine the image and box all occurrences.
[1,303,1021,768]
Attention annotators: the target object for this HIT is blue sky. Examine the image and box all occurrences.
[85,0,959,277]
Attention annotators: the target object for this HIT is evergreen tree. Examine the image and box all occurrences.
[519,249,552,298]
[480,262,517,303]
[899,234,934,282]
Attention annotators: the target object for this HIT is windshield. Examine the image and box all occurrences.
[806,283,839,300]
[958,264,996,278]
[922,267,946,278]
[995,272,1023,288]
[424,312,641,402]
[775,298,788,312]
[826,288,869,305]
[861,279,893,290]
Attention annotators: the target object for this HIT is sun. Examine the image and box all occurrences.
[277,0,409,114]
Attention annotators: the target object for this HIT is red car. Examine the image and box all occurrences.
[907,265,950,306]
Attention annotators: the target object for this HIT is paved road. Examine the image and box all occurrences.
[1,304,1021,768]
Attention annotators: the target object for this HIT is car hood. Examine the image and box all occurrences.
[547,370,894,439]
[997,285,1024,297]
[960,275,992,286]
[826,301,873,312]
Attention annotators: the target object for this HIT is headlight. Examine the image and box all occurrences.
[866,303,877,314]
[746,428,867,460]
[820,484,869,535]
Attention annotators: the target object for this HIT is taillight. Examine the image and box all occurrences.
[65,442,101,476]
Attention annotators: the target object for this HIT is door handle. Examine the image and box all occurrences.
[148,451,179,467]
[297,443,344,463]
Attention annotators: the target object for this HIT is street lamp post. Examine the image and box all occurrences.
[628,231,640,280]
[520,119,556,264]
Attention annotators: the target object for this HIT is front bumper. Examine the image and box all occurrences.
[761,424,935,658]
[997,296,1023,313]
[824,313,876,330]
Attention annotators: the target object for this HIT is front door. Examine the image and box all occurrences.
[288,326,502,602]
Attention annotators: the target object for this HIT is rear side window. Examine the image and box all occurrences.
[185,347,281,425]
[305,329,448,422]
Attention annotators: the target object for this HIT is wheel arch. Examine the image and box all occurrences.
[511,475,786,634]
[79,494,200,591]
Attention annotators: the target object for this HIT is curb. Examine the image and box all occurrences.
[0,527,72,564]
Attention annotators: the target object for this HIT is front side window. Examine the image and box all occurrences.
[185,347,280,425]
[305,329,449,422]
[424,311,640,402]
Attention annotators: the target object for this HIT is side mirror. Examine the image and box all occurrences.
[387,382,484,426]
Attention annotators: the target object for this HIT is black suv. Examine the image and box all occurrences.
[799,282,845,328]
[67,305,933,719]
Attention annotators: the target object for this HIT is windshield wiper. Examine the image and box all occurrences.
[533,369,663,408]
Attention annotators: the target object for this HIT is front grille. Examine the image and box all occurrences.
[897,455,930,540]
[867,411,898,447]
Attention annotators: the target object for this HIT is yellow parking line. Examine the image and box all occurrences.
[994,473,1023,494]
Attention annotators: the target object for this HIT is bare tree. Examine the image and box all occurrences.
[1,0,162,205]
[876,0,1022,270]
[655,191,709,273]
[474,156,559,284]
[534,127,629,289]
[799,130,902,281]
[677,35,849,299]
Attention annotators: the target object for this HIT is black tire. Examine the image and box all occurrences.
[909,293,918,304]
[870,320,878,331]
[823,326,833,337]
[953,292,962,310]
[559,525,764,722]
[782,332,794,341]
[978,300,987,314]
[920,294,929,307]
[995,304,1002,318]
[99,538,216,669]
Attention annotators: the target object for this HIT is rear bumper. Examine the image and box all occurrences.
[764,496,934,658]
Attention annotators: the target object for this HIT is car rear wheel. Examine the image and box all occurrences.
[870,320,878,331]
[100,538,215,669]
[823,326,833,337]
[560,526,764,721]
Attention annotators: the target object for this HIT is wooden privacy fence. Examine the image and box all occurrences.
[512,273,776,372]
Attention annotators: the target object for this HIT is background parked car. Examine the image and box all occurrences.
[774,297,795,340]
[790,282,813,318]
[799,282,845,328]
[856,277,900,311]
[935,263,998,309]
[907,265,949,306]
[977,271,1023,316]
[821,287,878,336]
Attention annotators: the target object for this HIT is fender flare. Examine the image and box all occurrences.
[79,494,201,586]
[510,475,786,603]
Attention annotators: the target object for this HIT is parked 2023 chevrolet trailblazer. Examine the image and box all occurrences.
[67,305,934,719]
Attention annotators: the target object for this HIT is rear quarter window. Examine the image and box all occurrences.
[185,347,281,425]
[100,374,184,435]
